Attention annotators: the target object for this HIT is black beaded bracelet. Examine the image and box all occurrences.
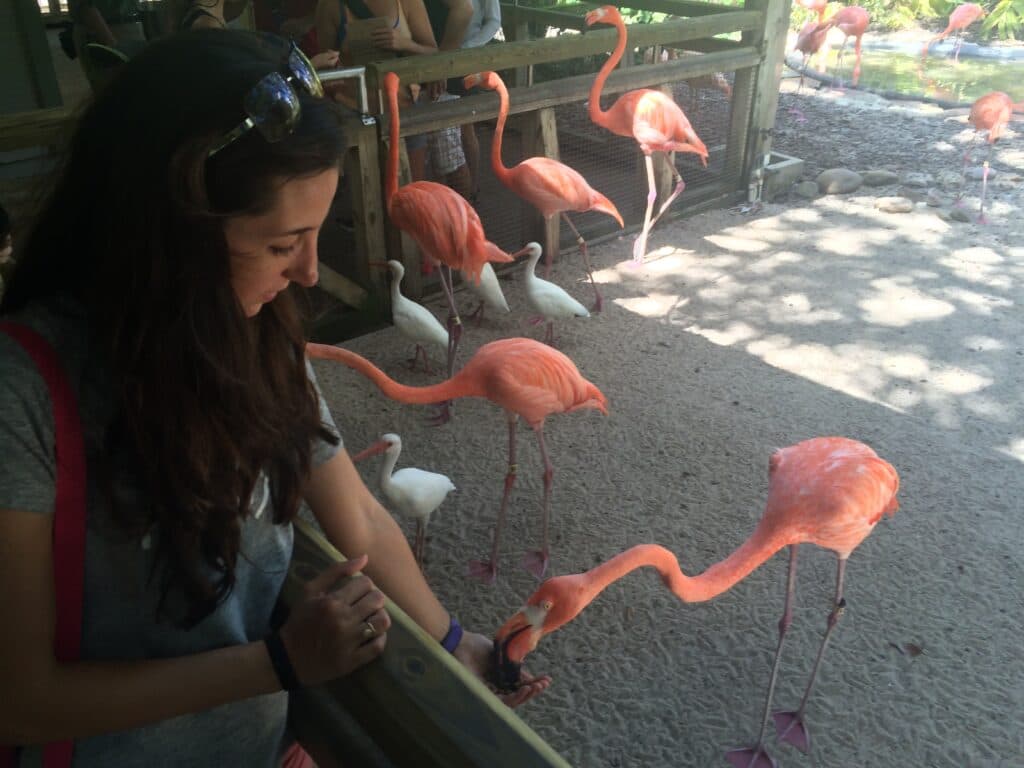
[264,631,301,691]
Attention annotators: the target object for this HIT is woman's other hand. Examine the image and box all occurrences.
[279,554,391,685]
[371,25,408,52]
[453,630,551,707]
[310,49,340,70]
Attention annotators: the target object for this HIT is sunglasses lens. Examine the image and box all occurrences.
[288,43,324,99]
[244,72,301,143]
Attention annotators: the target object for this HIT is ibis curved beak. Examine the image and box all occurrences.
[350,438,390,463]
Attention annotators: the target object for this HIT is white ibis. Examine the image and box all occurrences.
[521,242,589,346]
[381,260,448,374]
[462,260,511,323]
[351,433,456,565]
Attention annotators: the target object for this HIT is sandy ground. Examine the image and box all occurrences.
[311,80,1024,767]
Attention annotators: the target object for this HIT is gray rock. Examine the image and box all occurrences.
[817,168,863,195]
[949,207,972,223]
[966,166,998,181]
[926,189,946,207]
[874,196,914,213]
[862,170,900,187]
[794,181,820,199]
[938,171,963,190]
[902,172,934,188]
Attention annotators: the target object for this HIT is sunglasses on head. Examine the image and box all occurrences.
[208,41,324,158]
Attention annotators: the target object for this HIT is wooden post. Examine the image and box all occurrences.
[517,107,560,260]
[345,120,389,301]
[507,4,531,88]
[742,0,793,197]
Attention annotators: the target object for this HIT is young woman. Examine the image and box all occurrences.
[0,30,546,767]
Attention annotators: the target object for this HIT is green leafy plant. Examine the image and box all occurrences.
[984,0,1024,39]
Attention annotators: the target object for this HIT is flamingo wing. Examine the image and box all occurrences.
[388,182,484,271]
[509,158,605,217]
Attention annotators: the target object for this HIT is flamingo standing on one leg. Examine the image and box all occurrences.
[307,338,608,582]
[816,6,870,87]
[921,3,986,63]
[351,433,456,565]
[959,91,1023,224]
[584,5,709,264]
[520,242,590,346]
[491,437,899,768]
[382,72,512,381]
[374,259,448,374]
[464,71,623,312]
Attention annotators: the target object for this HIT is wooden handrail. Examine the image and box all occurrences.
[282,518,571,767]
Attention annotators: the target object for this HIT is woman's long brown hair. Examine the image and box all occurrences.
[2,31,343,626]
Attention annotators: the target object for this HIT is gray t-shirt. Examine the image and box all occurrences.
[0,295,342,768]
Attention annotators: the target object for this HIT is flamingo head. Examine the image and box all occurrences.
[584,5,620,28]
[350,433,401,463]
[464,71,499,91]
[490,572,590,690]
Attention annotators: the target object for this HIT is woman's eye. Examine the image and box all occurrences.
[270,243,297,256]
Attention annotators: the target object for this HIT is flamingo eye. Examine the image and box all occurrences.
[542,600,553,611]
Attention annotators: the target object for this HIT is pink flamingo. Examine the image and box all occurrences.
[816,6,870,87]
[306,338,608,582]
[491,437,899,768]
[959,91,1024,224]
[796,0,828,24]
[382,72,512,379]
[921,3,986,63]
[584,5,709,264]
[464,70,623,312]
[794,21,830,92]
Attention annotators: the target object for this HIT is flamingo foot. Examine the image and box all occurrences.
[631,233,649,263]
[427,402,452,427]
[976,213,990,225]
[773,711,811,754]
[724,746,778,768]
[467,558,498,584]
[521,550,549,580]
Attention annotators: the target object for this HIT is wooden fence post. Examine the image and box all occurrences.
[345,120,389,301]
[742,0,793,196]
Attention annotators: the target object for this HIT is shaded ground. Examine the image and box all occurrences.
[313,76,1023,768]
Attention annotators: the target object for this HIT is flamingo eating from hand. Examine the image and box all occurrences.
[465,70,623,312]
[959,91,1023,224]
[520,242,590,346]
[584,5,709,264]
[382,71,512,379]
[306,338,608,582]
[375,259,448,373]
[491,437,899,768]
[816,6,870,87]
[922,3,986,63]
[351,433,456,565]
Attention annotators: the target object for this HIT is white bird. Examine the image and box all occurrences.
[351,433,456,565]
[384,260,448,373]
[521,241,589,346]
[462,261,511,324]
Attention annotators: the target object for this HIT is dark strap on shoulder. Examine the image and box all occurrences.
[180,5,223,29]
[0,322,87,768]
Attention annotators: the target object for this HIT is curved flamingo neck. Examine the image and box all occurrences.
[306,343,479,405]
[577,525,788,606]
[487,76,514,185]
[385,84,400,204]
[589,15,627,128]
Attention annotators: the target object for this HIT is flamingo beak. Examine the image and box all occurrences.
[350,438,390,463]
[490,609,541,692]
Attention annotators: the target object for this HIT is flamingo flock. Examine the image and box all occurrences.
[305,6,919,766]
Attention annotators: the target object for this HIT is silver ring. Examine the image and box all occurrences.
[361,620,376,640]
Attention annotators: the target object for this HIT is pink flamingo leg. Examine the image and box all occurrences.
[561,212,603,313]
[469,413,519,584]
[852,36,863,86]
[977,158,991,224]
[725,545,798,768]
[631,153,659,263]
[647,155,687,231]
[773,557,849,753]
[522,427,553,579]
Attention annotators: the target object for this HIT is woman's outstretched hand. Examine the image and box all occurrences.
[453,630,551,707]
[279,554,391,686]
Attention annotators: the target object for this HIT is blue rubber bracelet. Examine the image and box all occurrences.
[440,615,463,654]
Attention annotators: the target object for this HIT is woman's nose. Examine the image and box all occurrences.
[286,235,318,288]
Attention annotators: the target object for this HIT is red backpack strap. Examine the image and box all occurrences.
[0,322,87,768]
